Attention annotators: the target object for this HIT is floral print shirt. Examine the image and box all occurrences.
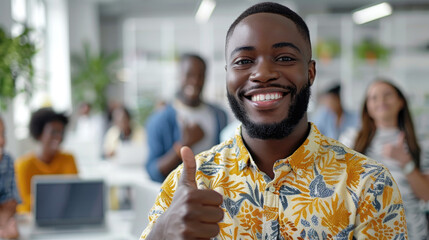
[141,123,407,239]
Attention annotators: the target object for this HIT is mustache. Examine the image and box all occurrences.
[238,83,297,98]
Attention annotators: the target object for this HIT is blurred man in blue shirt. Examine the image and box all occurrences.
[145,54,227,183]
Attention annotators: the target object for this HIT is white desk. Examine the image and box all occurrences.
[17,210,137,240]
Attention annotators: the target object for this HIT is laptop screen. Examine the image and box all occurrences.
[33,177,105,227]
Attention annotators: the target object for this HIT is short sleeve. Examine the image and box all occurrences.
[354,168,408,239]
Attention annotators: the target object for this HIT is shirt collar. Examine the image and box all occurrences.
[233,123,323,173]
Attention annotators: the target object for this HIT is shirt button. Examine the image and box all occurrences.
[296,169,303,176]
[268,186,276,193]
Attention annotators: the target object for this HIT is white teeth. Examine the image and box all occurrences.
[251,93,282,102]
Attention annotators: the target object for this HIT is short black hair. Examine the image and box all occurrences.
[29,107,69,140]
[225,2,311,52]
[325,84,341,96]
[179,53,207,72]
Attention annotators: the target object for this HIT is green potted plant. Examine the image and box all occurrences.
[0,25,37,110]
[71,43,119,112]
[355,38,390,64]
[315,39,341,63]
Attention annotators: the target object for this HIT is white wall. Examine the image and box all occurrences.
[43,0,101,113]
[45,0,72,112]
[0,0,13,29]
[68,0,99,55]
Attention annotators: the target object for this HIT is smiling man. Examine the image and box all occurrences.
[141,2,407,239]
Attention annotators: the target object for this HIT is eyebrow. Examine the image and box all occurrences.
[273,42,301,53]
[230,46,255,59]
[229,42,302,59]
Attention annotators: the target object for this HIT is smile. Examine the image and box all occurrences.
[251,92,282,102]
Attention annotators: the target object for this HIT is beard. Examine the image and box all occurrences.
[227,82,311,139]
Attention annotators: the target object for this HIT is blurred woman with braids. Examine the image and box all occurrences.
[340,79,429,239]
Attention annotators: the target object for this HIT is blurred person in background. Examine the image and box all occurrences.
[311,83,359,140]
[72,102,105,143]
[0,116,19,239]
[103,105,144,158]
[145,53,228,183]
[15,108,78,213]
[340,79,429,239]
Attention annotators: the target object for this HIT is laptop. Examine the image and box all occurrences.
[31,176,107,235]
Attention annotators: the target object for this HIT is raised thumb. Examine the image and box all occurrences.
[179,146,197,188]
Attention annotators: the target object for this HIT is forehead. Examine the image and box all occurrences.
[45,120,64,129]
[181,57,204,70]
[226,13,310,59]
[367,82,396,94]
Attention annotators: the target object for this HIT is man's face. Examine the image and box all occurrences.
[225,13,316,139]
[179,57,206,106]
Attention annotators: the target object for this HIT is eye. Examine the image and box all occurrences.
[276,56,294,62]
[234,59,253,65]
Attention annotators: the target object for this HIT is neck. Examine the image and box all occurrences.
[177,93,201,107]
[335,109,343,127]
[122,127,132,137]
[242,118,310,179]
[375,118,398,129]
[37,147,56,164]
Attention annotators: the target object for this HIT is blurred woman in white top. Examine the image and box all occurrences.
[340,79,429,240]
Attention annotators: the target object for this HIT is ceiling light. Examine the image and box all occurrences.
[195,0,216,24]
[352,2,392,24]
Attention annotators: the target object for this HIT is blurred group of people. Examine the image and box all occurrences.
[0,52,228,239]
[0,100,147,239]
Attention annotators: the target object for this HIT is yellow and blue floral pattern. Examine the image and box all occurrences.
[141,124,407,239]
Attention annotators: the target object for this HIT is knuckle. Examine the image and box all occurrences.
[183,192,196,203]
[182,205,197,221]
[178,226,194,239]
[210,223,220,235]
[216,208,225,221]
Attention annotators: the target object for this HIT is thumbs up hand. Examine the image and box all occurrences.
[179,146,199,188]
[383,132,413,167]
[150,146,224,240]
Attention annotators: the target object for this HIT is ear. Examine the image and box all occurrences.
[308,60,316,86]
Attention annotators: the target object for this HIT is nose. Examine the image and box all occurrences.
[249,58,279,83]
[52,130,64,142]
[186,73,204,87]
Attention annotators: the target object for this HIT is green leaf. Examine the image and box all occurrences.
[71,42,119,112]
[0,25,36,110]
